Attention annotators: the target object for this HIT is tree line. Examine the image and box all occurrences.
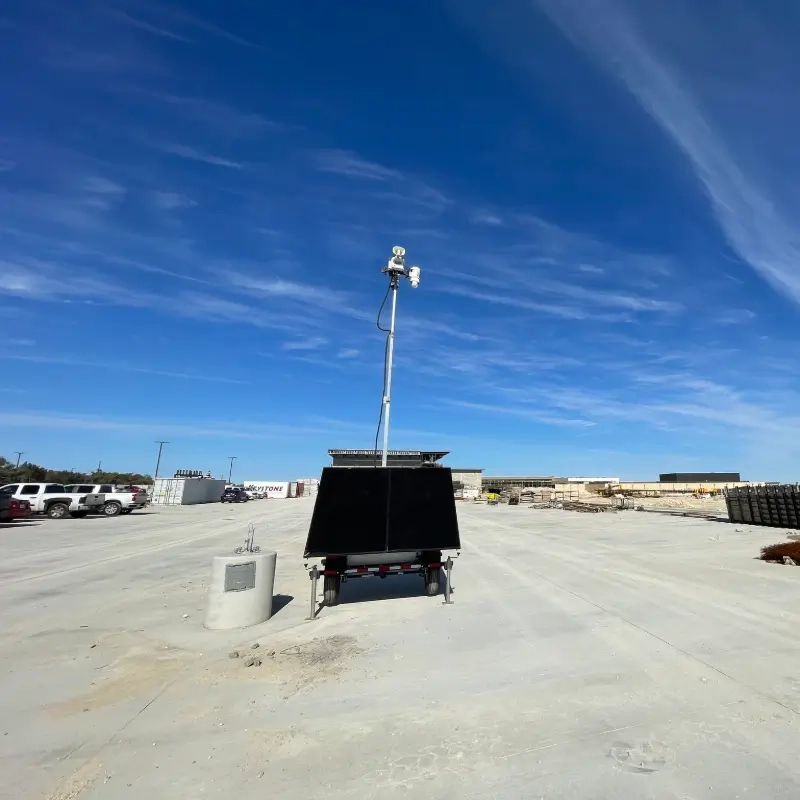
[0,456,152,486]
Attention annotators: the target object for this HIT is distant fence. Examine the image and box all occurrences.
[725,485,800,529]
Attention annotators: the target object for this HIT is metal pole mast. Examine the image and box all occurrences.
[228,456,237,483]
[13,451,23,468]
[154,441,168,480]
[381,276,400,467]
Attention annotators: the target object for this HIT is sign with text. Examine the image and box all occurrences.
[244,481,290,499]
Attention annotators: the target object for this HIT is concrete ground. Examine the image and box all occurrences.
[2,501,800,800]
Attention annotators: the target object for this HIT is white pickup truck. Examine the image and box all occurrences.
[65,484,148,516]
[0,483,105,519]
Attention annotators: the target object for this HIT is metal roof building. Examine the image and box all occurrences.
[482,475,557,490]
[327,449,449,468]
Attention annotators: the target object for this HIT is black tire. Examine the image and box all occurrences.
[46,502,70,520]
[70,511,88,518]
[323,574,341,606]
[425,567,440,597]
[102,501,122,517]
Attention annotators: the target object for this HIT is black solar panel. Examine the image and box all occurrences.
[304,467,461,557]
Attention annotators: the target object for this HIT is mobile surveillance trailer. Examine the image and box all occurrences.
[303,466,461,612]
[302,246,460,615]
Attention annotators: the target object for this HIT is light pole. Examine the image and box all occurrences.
[227,456,237,484]
[378,246,421,467]
[154,441,168,482]
[13,451,23,468]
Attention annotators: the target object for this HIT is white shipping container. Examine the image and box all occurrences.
[243,481,290,499]
[152,478,226,505]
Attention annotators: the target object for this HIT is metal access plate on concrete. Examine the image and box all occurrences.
[224,561,256,592]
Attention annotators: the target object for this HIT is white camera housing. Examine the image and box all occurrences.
[392,245,405,257]
[407,266,421,288]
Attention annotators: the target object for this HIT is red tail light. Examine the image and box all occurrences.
[10,500,20,510]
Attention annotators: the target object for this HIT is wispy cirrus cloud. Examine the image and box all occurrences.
[151,4,262,49]
[532,0,800,307]
[151,191,197,210]
[443,399,595,428]
[222,271,371,321]
[0,353,249,384]
[470,211,504,226]
[83,177,127,209]
[438,284,630,322]
[158,142,243,169]
[107,9,192,42]
[0,259,304,333]
[313,149,404,182]
[130,89,284,136]
[282,336,327,351]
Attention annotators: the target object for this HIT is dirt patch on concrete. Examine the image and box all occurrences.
[279,634,362,692]
[44,758,101,800]
[197,634,362,695]
[47,642,196,717]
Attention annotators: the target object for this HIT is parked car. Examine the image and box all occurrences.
[0,483,105,519]
[65,484,148,516]
[0,488,32,521]
[221,487,249,503]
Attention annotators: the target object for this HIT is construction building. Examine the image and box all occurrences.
[450,468,483,498]
[482,475,557,492]
[659,472,741,483]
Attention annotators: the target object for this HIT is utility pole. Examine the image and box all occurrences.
[379,246,421,467]
[154,441,168,482]
[13,451,23,468]
[227,456,237,484]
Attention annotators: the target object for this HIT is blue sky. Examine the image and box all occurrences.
[1,0,799,481]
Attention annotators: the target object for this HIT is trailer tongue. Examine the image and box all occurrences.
[304,466,461,615]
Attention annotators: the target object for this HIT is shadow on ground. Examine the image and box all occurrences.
[335,570,452,606]
[272,594,294,616]
[0,520,41,528]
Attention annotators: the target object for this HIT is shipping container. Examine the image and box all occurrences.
[151,478,226,505]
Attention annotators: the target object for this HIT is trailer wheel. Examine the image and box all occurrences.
[323,574,341,606]
[424,567,440,597]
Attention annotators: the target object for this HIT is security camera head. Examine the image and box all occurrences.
[407,265,421,288]
[392,245,405,258]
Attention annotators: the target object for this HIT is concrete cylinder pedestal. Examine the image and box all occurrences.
[204,551,277,630]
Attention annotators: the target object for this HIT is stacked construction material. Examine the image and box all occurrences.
[725,485,800,529]
[561,501,609,513]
